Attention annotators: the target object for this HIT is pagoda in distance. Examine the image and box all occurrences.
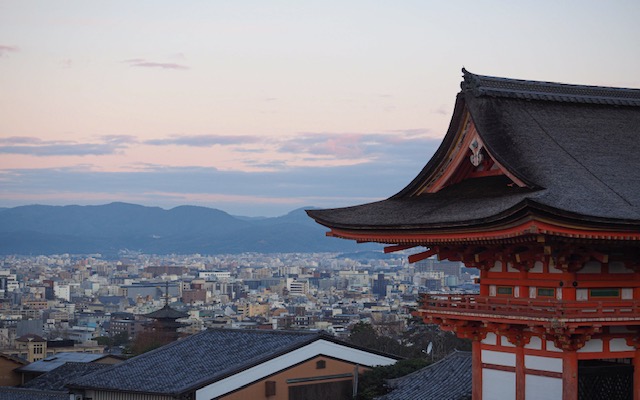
[142,282,188,344]
[307,69,640,400]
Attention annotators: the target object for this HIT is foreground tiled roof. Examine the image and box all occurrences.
[376,351,471,400]
[0,388,68,400]
[69,329,327,396]
[16,352,107,373]
[22,362,110,392]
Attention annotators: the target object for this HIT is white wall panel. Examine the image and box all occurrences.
[482,350,516,367]
[530,261,543,273]
[546,341,562,352]
[578,338,603,353]
[525,336,542,350]
[525,355,562,373]
[578,261,601,274]
[610,338,635,352]
[525,375,562,400]
[482,332,497,345]
[609,261,633,274]
[483,369,515,400]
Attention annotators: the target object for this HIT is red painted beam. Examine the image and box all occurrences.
[383,244,417,253]
[408,248,438,263]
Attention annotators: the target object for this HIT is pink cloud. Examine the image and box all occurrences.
[123,58,189,70]
[0,45,19,57]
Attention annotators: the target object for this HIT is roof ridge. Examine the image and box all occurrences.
[462,68,640,106]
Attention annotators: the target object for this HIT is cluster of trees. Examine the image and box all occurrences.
[96,329,176,356]
[348,320,470,399]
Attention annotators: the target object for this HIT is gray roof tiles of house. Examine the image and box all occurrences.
[16,352,107,373]
[22,362,110,392]
[376,351,471,400]
[0,388,68,400]
[68,329,349,396]
[307,70,640,232]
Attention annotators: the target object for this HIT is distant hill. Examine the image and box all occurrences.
[0,203,381,256]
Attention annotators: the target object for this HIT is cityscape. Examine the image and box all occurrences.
[0,250,477,350]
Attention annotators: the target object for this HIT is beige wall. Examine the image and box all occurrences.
[221,355,370,400]
[0,356,24,386]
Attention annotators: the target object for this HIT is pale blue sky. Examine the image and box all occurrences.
[1,1,639,216]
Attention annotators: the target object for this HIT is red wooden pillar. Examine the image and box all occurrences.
[562,350,578,400]
[472,339,482,400]
[479,269,489,296]
[634,348,640,400]
[516,344,525,400]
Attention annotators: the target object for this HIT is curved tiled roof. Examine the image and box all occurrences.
[143,304,188,319]
[307,70,640,234]
[376,351,471,400]
[461,68,640,106]
[68,328,398,396]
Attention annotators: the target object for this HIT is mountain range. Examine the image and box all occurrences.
[0,203,381,256]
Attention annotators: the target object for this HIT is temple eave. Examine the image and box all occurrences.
[326,219,640,247]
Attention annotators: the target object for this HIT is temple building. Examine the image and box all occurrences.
[307,69,640,400]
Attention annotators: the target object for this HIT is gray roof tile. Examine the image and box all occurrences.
[22,362,109,392]
[0,388,68,400]
[69,329,326,395]
[376,351,471,400]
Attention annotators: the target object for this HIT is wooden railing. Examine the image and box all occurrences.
[418,294,640,321]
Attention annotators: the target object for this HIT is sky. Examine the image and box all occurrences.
[1,1,639,217]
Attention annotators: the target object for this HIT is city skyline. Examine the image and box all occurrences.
[1,1,639,216]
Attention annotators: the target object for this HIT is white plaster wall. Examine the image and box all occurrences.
[546,341,562,352]
[525,375,562,400]
[529,286,537,298]
[524,336,542,350]
[507,262,518,273]
[530,261,543,273]
[609,261,633,274]
[482,349,516,366]
[500,336,515,348]
[483,369,515,400]
[578,261,601,274]
[622,288,633,300]
[525,355,562,373]
[610,338,635,352]
[578,338,603,353]
[482,332,497,345]
[490,261,502,272]
[549,260,562,273]
[576,289,588,301]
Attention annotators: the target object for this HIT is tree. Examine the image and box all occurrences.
[357,358,431,399]
[349,322,405,356]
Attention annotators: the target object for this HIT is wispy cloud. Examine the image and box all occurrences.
[123,58,189,70]
[0,136,44,145]
[100,135,138,145]
[145,134,263,147]
[0,45,19,57]
[0,136,132,156]
[276,129,436,161]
